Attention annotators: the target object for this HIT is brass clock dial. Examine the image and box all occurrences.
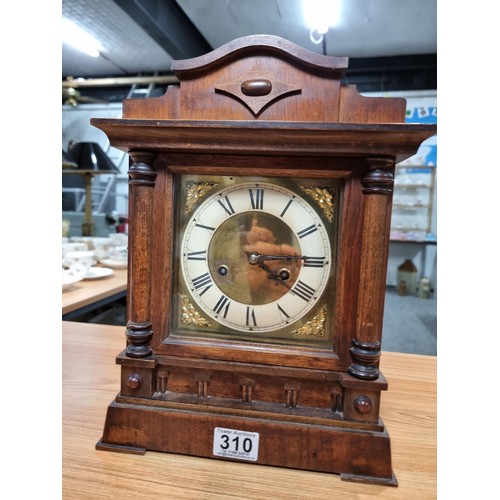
[180,180,332,334]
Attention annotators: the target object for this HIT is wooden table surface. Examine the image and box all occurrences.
[62,268,127,315]
[62,321,436,499]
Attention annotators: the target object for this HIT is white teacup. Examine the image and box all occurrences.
[109,233,128,247]
[62,242,87,256]
[90,237,113,260]
[66,251,94,277]
[108,246,128,262]
[62,243,88,268]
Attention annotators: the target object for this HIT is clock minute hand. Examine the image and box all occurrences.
[262,254,302,262]
[245,251,303,264]
[259,255,326,265]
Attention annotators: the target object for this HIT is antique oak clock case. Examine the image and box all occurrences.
[92,35,435,485]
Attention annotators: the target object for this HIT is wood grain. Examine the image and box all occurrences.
[62,322,436,499]
[91,120,435,165]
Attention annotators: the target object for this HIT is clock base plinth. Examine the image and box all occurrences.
[340,472,398,486]
[96,397,397,486]
[95,439,146,455]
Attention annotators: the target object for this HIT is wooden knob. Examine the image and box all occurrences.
[241,79,272,96]
[354,396,372,414]
[127,373,142,389]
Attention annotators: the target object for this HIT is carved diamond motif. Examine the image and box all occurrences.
[215,77,301,116]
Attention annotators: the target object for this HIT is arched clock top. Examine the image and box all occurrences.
[170,34,349,76]
[121,34,406,123]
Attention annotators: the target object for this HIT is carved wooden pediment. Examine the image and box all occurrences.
[123,34,405,124]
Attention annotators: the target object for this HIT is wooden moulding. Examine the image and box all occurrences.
[97,399,397,486]
[91,120,434,165]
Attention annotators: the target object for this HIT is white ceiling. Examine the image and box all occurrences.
[181,0,436,58]
[62,0,437,79]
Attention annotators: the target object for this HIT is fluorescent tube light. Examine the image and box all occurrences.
[62,18,103,58]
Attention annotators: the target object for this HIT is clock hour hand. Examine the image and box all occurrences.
[246,255,293,291]
[255,261,310,300]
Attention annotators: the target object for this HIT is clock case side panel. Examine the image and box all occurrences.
[149,154,175,349]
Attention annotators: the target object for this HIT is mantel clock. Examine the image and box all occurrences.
[92,35,436,485]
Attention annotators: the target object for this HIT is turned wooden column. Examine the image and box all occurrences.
[125,150,157,358]
[349,156,395,380]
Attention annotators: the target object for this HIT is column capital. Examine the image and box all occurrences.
[128,150,157,186]
[362,156,395,195]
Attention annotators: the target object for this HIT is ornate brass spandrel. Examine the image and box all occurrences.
[185,181,219,213]
[180,294,210,327]
[300,185,335,222]
[293,304,327,337]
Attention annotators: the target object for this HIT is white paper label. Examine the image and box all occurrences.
[213,427,259,462]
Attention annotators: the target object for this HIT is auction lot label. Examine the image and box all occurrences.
[213,427,260,462]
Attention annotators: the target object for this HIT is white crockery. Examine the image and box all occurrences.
[62,271,82,291]
[108,246,128,262]
[99,259,127,269]
[82,267,114,279]
[62,242,87,256]
[65,251,94,277]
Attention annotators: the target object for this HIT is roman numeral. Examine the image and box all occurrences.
[277,303,290,321]
[246,306,257,326]
[292,280,316,302]
[249,188,264,209]
[303,256,326,268]
[218,196,235,216]
[213,295,231,317]
[280,198,293,217]
[195,222,215,232]
[187,250,207,261]
[192,272,213,296]
[297,224,318,239]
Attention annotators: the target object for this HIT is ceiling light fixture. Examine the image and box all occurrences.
[62,18,103,58]
[303,0,342,44]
